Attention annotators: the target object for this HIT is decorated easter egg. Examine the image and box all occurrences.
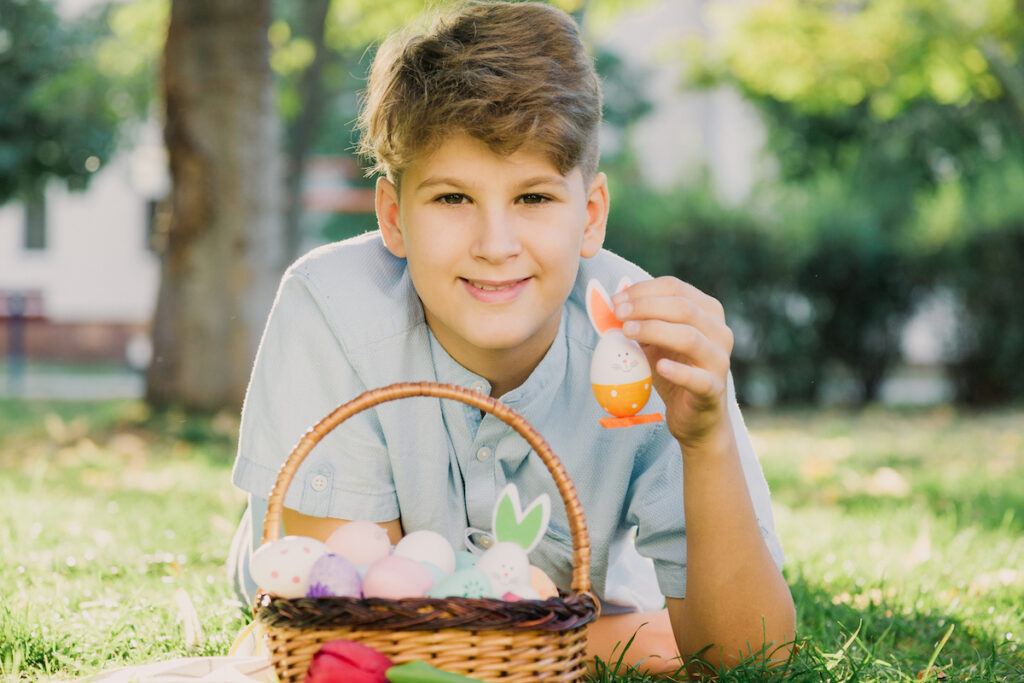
[426,567,496,599]
[362,555,434,599]
[306,553,362,598]
[251,536,330,598]
[590,329,652,418]
[476,541,534,597]
[420,561,448,586]
[453,550,477,571]
[305,639,392,683]
[530,565,558,600]
[393,530,456,576]
[325,520,392,566]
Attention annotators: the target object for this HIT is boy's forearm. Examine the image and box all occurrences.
[668,422,795,670]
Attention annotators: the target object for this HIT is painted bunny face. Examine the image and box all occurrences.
[477,541,532,590]
[590,329,650,385]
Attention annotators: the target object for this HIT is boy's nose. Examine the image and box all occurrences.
[470,209,522,263]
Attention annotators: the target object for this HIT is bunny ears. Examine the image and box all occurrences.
[586,277,632,335]
[492,484,550,553]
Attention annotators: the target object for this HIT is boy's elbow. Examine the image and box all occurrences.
[721,595,796,670]
[670,593,797,676]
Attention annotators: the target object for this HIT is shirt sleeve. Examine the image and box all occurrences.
[627,372,784,599]
[230,273,400,522]
[727,373,786,570]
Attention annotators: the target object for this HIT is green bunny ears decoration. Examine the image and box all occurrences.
[492,483,550,553]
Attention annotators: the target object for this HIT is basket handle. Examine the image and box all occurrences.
[262,381,592,596]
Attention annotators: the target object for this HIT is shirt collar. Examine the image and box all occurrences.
[426,309,569,424]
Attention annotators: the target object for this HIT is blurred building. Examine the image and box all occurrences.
[0,123,165,369]
[598,0,767,205]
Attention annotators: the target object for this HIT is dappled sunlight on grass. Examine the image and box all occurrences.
[749,406,1024,534]
[0,399,248,681]
[745,406,1023,680]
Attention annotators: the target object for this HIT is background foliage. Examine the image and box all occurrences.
[4,0,1022,406]
[610,0,1024,406]
[0,0,153,205]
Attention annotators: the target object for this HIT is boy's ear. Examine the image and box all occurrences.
[376,176,406,258]
[580,171,609,259]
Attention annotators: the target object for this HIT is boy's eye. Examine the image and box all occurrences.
[519,193,550,205]
[436,193,468,205]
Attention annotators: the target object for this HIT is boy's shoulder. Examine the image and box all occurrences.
[570,248,652,305]
[288,231,400,284]
[283,231,423,347]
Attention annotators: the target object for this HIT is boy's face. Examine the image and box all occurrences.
[376,133,608,376]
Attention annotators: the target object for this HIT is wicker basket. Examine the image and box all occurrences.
[255,382,600,682]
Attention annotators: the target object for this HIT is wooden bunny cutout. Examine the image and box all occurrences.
[586,278,663,428]
[477,484,552,600]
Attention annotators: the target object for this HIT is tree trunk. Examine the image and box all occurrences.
[147,0,283,412]
[283,0,333,264]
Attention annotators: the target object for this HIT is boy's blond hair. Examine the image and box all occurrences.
[357,1,603,186]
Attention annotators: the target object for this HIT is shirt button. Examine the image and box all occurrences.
[475,446,492,462]
[310,474,328,492]
[469,380,488,394]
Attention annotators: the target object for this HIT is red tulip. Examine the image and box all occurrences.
[304,639,393,683]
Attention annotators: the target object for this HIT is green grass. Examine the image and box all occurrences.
[1,400,1022,681]
[0,400,247,681]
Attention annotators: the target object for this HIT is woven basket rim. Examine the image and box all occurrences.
[256,591,599,633]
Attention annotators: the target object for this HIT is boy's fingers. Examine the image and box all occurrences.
[654,358,722,401]
[616,295,734,355]
[623,320,730,376]
[615,277,726,321]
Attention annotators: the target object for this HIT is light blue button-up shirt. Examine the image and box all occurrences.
[229,232,783,609]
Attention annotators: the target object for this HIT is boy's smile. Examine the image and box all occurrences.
[376,133,608,395]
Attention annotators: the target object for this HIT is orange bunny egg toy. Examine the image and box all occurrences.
[586,279,664,429]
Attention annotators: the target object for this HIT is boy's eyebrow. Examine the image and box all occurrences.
[416,176,469,192]
[514,175,571,192]
[415,175,570,192]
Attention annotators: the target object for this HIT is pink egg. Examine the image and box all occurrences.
[325,520,392,566]
[361,555,434,599]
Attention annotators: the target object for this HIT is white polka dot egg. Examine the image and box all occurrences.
[251,536,330,598]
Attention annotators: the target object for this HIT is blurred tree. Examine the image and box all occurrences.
[0,0,135,206]
[274,0,333,264]
[146,0,283,411]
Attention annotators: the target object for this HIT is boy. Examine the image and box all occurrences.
[228,1,795,673]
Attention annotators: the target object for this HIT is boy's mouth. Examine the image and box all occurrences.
[461,277,530,302]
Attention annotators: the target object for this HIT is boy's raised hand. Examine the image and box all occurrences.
[612,277,735,452]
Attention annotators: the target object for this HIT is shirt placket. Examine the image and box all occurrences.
[464,413,508,531]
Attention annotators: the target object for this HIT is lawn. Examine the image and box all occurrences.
[1,399,1021,681]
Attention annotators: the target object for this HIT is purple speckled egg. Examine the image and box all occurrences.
[306,553,362,598]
